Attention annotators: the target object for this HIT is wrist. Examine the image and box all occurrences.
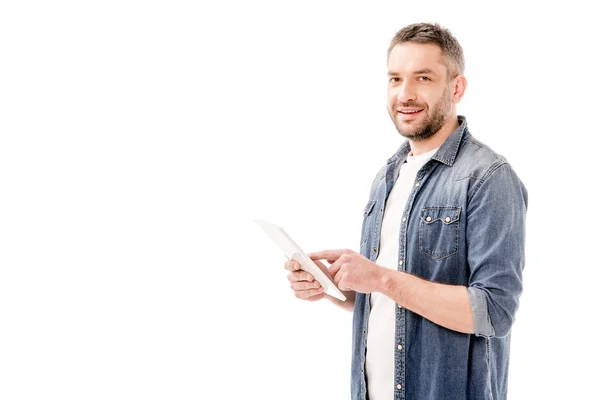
[376,267,394,295]
[377,268,407,305]
[326,292,355,312]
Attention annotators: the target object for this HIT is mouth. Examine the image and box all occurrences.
[397,108,424,120]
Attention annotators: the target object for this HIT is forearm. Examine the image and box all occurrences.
[327,290,356,312]
[378,269,474,334]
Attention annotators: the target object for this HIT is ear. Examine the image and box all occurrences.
[452,75,467,104]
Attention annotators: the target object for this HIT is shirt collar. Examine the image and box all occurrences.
[386,115,470,167]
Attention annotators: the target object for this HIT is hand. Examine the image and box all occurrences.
[309,249,384,294]
[284,259,327,301]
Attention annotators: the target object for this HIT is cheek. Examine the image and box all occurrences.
[428,87,449,105]
[419,95,438,110]
[387,89,398,108]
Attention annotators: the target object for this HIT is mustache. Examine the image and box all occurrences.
[396,102,426,109]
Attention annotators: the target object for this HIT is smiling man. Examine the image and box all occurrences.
[284,23,528,400]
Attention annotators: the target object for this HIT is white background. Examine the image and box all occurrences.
[1,1,598,399]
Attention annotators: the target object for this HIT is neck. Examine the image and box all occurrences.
[409,115,459,156]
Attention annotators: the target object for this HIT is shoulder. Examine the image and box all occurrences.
[456,134,527,203]
[454,134,511,182]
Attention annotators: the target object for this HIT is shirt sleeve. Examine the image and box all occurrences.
[468,286,495,337]
[466,162,528,338]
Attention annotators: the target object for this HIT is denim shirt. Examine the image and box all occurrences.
[352,116,528,400]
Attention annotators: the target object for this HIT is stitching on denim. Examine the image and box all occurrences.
[471,161,507,201]
[486,338,493,400]
[455,174,483,182]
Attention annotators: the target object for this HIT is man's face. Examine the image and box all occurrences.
[387,42,455,141]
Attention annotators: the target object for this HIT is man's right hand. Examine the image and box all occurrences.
[284,259,326,301]
[284,258,356,311]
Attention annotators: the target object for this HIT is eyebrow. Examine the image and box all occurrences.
[388,68,438,76]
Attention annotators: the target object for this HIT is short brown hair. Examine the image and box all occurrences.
[388,22,465,80]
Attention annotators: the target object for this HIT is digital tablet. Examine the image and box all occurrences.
[255,219,346,301]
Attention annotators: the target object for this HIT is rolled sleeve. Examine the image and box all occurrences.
[466,162,528,338]
[468,286,495,337]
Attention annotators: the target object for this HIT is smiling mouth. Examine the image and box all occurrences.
[397,109,424,120]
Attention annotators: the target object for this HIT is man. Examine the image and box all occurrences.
[284,22,528,400]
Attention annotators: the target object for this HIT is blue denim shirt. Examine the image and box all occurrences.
[352,116,528,400]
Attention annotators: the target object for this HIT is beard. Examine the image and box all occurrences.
[389,86,452,141]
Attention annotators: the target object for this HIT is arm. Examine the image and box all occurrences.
[311,249,474,333]
[308,249,489,335]
[463,163,528,337]
[378,270,474,334]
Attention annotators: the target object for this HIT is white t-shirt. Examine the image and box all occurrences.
[365,147,438,400]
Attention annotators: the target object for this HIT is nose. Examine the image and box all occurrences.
[396,81,417,104]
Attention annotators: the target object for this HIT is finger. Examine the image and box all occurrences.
[284,260,301,272]
[329,257,343,280]
[309,250,344,263]
[294,288,325,300]
[331,260,344,286]
[337,278,351,292]
[290,281,321,291]
[334,271,343,286]
[287,271,315,282]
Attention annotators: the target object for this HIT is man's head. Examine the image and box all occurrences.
[387,23,466,141]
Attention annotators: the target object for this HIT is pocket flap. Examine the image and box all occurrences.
[420,206,461,224]
[363,200,376,217]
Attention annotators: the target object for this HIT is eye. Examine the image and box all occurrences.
[417,76,431,82]
[389,77,400,83]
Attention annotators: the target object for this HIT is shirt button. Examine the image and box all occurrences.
[402,217,407,222]
[445,217,451,222]
[399,260,404,266]
[426,216,432,222]
[397,384,402,390]
[397,345,402,350]
[372,247,377,253]
[398,304,402,309]
[415,182,420,187]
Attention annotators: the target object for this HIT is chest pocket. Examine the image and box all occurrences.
[418,206,461,260]
[363,200,376,217]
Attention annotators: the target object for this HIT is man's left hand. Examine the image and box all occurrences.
[309,249,385,294]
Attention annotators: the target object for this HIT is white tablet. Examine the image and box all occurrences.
[255,219,346,301]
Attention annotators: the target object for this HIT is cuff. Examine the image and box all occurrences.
[468,287,495,338]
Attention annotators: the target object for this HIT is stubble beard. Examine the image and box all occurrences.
[390,86,452,142]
